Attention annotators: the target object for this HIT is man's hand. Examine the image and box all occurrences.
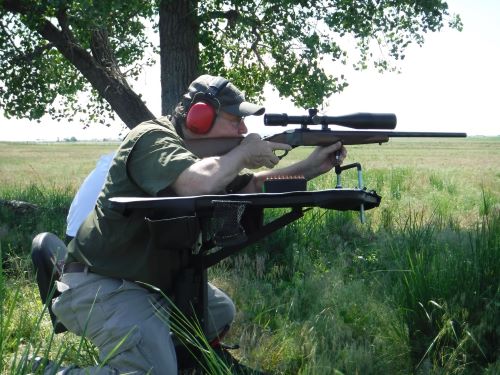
[238,133,292,169]
[303,142,347,179]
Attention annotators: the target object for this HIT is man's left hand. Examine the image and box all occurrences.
[304,142,347,179]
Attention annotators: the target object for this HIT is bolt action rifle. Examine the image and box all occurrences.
[184,108,466,158]
[184,108,466,222]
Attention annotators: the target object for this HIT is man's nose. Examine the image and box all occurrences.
[238,119,248,134]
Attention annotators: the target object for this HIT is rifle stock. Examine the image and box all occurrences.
[265,130,390,146]
[184,137,244,158]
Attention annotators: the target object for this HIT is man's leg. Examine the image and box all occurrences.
[51,273,177,375]
[205,282,236,342]
[204,284,268,374]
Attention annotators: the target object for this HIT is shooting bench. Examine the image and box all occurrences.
[107,186,381,331]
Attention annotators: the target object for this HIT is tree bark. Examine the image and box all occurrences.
[159,0,200,116]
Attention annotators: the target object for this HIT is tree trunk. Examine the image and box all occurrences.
[159,0,200,116]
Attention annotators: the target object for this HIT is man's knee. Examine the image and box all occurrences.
[206,283,235,339]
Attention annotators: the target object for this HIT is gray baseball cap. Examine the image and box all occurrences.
[184,74,265,117]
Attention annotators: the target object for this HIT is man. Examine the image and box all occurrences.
[44,75,346,374]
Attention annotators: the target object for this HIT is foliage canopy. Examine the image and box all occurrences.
[0,0,462,128]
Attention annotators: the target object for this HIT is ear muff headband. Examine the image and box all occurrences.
[186,77,230,134]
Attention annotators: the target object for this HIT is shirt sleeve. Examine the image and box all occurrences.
[127,129,198,196]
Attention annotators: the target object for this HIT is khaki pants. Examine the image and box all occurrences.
[52,272,235,374]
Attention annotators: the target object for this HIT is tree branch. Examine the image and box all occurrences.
[1,0,154,128]
[250,25,266,67]
[56,6,72,38]
[0,19,23,55]
[90,27,132,89]
[208,8,262,31]
[17,43,55,63]
[90,28,113,67]
[1,0,27,13]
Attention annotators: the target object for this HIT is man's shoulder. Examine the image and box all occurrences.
[140,116,174,130]
[125,116,178,141]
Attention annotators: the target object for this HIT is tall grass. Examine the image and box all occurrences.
[218,207,499,374]
[0,184,72,277]
[0,244,101,374]
[388,210,499,373]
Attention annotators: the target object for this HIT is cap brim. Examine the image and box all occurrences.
[221,101,265,117]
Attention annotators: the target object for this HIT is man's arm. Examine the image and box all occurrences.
[171,134,292,196]
[239,142,347,194]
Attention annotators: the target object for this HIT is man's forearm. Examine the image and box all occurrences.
[172,148,247,196]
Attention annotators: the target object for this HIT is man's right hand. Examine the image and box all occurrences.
[238,133,292,169]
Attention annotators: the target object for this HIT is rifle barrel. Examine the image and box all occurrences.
[388,132,467,138]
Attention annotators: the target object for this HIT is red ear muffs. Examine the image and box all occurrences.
[186,101,217,134]
[185,77,229,135]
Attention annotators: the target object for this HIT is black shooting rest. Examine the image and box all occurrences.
[107,188,381,332]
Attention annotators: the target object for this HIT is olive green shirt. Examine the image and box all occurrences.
[68,117,252,292]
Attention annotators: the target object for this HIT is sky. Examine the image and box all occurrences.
[0,0,499,141]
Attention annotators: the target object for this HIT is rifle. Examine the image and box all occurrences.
[184,108,467,158]
[184,108,466,223]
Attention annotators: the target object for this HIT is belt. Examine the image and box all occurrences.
[63,262,88,274]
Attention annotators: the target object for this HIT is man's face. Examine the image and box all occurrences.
[205,111,248,138]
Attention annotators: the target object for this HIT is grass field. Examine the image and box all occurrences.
[0,142,118,189]
[1,138,499,374]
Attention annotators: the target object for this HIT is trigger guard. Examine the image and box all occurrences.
[274,149,289,160]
